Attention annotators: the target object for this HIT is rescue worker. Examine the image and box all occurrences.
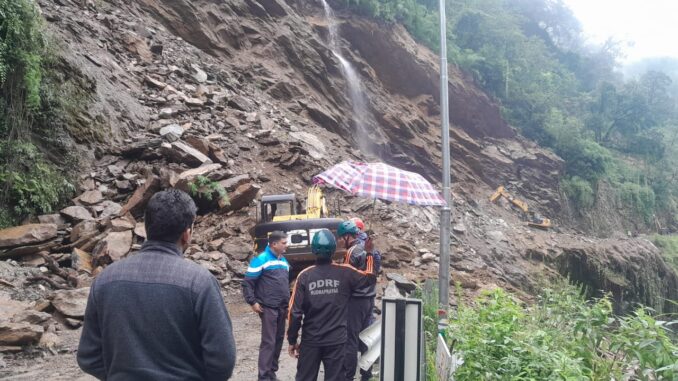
[340,220,381,381]
[287,229,376,381]
[242,231,290,381]
[349,217,381,273]
[350,217,367,243]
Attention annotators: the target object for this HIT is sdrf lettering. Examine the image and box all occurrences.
[308,279,340,291]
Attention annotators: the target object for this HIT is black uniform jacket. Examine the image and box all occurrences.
[287,255,375,347]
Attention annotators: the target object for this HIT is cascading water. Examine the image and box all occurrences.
[320,0,375,155]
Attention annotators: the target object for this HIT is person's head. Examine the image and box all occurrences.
[311,229,336,261]
[337,220,359,248]
[144,189,197,252]
[350,217,365,231]
[268,231,288,256]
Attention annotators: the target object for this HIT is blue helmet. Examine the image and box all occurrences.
[311,229,336,258]
[337,220,359,237]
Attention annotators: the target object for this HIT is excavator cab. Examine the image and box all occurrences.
[260,194,296,223]
[527,212,551,230]
[259,186,327,222]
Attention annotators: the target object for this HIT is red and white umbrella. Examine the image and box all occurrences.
[313,161,446,206]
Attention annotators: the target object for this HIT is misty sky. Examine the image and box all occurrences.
[563,0,678,64]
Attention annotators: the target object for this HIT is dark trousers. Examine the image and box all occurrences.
[296,341,345,381]
[258,305,287,381]
[343,297,374,381]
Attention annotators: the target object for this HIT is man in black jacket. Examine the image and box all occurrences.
[77,189,236,381]
[287,229,376,381]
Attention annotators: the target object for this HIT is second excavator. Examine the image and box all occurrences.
[490,186,552,230]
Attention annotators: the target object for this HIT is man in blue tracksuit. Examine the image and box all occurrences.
[242,231,290,381]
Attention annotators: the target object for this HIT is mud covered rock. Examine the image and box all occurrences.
[0,224,57,249]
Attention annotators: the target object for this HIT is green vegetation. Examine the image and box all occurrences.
[561,176,595,210]
[188,175,229,205]
[653,234,678,273]
[339,0,678,228]
[0,0,75,227]
[411,283,441,381]
[420,283,678,380]
[0,142,73,223]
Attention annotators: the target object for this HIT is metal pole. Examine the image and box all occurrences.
[438,0,452,315]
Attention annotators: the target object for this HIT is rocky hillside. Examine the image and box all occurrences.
[0,0,676,363]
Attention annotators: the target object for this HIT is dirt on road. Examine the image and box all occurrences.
[0,292,301,381]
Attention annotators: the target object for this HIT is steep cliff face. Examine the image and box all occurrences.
[131,0,563,212]
[18,0,677,314]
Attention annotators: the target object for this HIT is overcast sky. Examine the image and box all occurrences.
[562,0,678,64]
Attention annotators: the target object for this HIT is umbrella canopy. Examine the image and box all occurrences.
[313,161,446,206]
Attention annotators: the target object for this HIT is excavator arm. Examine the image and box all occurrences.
[305,185,326,219]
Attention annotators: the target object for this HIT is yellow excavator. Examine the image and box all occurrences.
[490,186,552,230]
[269,186,327,222]
[252,185,344,277]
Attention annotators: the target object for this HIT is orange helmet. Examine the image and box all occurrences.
[350,217,365,231]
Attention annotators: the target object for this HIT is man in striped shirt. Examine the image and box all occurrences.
[242,231,290,381]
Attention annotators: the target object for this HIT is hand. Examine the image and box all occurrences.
[288,343,300,358]
[251,303,263,314]
[365,238,374,254]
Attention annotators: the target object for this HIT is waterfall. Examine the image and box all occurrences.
[320,0,375,155]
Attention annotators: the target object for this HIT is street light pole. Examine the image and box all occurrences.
[438,0,452,315]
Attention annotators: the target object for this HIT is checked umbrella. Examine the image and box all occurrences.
[313,161,446,206]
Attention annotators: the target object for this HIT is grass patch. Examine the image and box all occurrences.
[652,234,678,274]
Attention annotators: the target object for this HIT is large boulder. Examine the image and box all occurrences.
[92,230,133,265]
[123,31,152,62]
[108,218,135,232]
[221,183,261,212]
[218,174,250,192]
[71,220,100,242]
[171,164,223,189]
[37,214,67,228]
[160,124,184,142]
[226,259,248,277]
[290,131,326,160]
[119,175,161,217]
[221,241,252,261]
[0,240,59,259]
[305,103,339,131]
[0,224,58,249]
[105,231,133,261]
[51,287,90,319]
[0,322,43,346]
[78,190,103,206]
[72,248,93,274]
[61,206,94,222]
[385,273,417,294]
[0,295,49,346]
[0,295,30,320]
[160,142,213,168]
[98,201,123,219]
